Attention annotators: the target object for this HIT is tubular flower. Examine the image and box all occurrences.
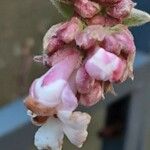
[24,0,150,149]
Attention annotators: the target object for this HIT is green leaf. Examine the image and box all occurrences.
[123,8,150,27]
[50,0,74,19]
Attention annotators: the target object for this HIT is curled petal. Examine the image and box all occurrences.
[79,81,103,106]
[85,47,126,82]
[35,118,64,150]
[76,66,95,94]
[59,111,91,147]
[74,0,101,18]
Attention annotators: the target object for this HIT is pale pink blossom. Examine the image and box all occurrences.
[85,47,126,82]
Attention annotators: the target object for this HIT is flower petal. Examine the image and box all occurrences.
[58,84,78,113]
[85,47,126,82]
[35,118,64,150]
[59,111,91,148]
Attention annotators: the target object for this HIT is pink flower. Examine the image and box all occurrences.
[85,47,126,82]
[74,0,101,18]
[43,17,83,55]
[24,48,81,116]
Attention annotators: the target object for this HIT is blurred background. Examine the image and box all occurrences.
[0,0,149,150]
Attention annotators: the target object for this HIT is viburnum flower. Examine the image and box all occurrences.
[24,0,150,149]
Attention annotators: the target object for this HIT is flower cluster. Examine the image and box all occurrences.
[24,0,150,150]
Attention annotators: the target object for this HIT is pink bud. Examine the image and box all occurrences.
[43,17,83,55]
[79,81,102,107]
[102,28,136,80]
[57,17,83,43]
[76,66,95,94]
[102,28,136,56]
[74,0,101,18]
[85,47,126,82]
[75,25,108,50]
[107,0,134,20]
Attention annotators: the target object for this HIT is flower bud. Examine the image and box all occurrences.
[85,47,126,82]
[76,66,95,94]
[43,17,83,55]
[74,0,101,18]
[79,81,102,106]
[107,0,134,20]
[57,17,83,43]
[102,28,136,80]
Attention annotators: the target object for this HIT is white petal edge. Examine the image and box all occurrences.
[34,118,64,150]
